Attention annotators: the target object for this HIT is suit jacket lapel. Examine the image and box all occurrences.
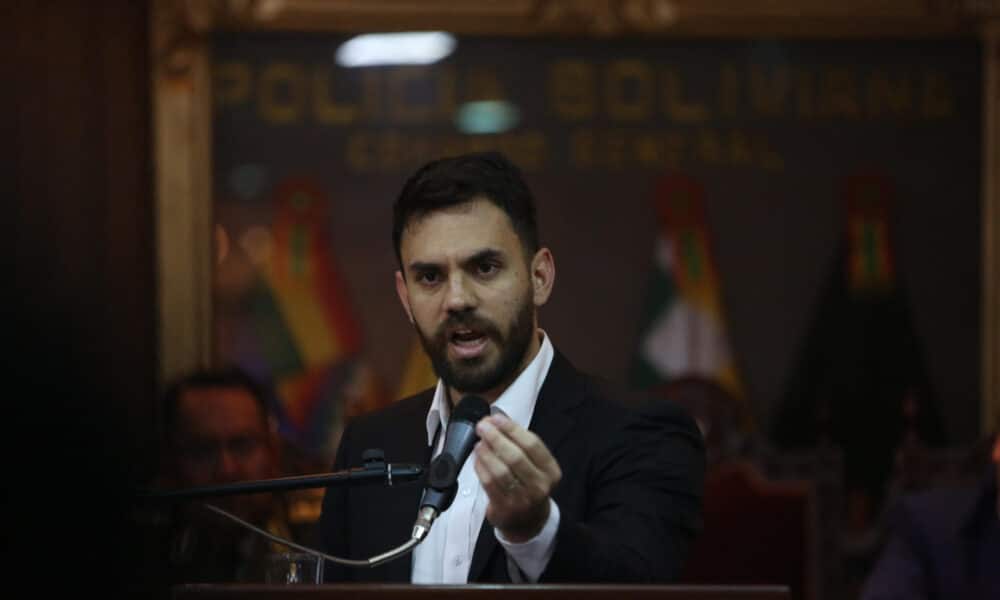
[467,351,585,581]
[527,351,585,459]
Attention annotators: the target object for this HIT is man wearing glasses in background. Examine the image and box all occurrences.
[153,368,297,584]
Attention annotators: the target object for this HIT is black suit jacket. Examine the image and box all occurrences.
[319,350,705,583]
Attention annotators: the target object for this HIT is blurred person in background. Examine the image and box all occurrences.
[860,422,999,600]
[152,367,302,584]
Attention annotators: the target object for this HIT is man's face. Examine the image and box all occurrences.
[395,199,552,398]
[173,386,276,487]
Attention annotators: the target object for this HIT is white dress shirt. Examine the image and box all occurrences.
[411,332,560,584]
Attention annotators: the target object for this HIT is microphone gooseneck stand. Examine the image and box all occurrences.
[143,394,490,573]
[139,449,428,569]
[203,502,426,568]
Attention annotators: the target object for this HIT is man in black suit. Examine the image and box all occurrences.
[319,152,704,583]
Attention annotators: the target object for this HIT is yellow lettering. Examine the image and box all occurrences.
[313,68,359,125]
[550,61,595,120]
[634,134,664,167]
[215,61,251,108]
[820,68,859,118]
[695,130,723,164]
[662,69,709,123]
[750,66,789,117]
[606,60,653,121]
[867,70,912,117]
[259,63,306,124]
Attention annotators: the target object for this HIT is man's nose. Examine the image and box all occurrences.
[443,272,476,313]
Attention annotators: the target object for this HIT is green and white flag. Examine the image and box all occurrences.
[632,175,744,403]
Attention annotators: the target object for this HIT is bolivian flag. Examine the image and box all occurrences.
[239,178,387,461]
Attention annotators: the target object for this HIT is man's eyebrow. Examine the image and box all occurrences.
[462,248,505,267]
[407,260,440,272]
[407,249,506,273]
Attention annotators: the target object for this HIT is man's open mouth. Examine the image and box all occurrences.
[449,328,489,358]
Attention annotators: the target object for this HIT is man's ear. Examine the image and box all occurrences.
[395,270,415,324]
[530,247,555,307]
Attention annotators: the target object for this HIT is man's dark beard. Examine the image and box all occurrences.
[415,296,535,394]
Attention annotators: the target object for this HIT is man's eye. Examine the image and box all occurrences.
[416,271,440,285]
[477,262,500,276]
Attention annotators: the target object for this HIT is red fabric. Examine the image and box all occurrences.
[679,462,811,600]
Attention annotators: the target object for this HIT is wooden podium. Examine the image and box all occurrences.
[173,584,790,600]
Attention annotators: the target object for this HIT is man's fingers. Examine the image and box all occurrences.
[477,419,541,479]
[474,441,517,497]
[476,418,546,485]
[473,417,560,542]
[483,413,562,483]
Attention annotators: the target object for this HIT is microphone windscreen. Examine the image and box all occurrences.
[452,395,490,424]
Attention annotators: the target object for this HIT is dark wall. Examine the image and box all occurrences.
[211,35,982,443]
[8,0,156,589]
[10,0,156,456]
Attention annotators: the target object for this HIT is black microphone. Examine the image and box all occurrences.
[412,395,490,540]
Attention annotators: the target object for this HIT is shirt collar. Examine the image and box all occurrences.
[425,331,555,447]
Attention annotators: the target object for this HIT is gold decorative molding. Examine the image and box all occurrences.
[532,0,678,35]
[152,0,215,383]
[151,1,290,76]
[185,0,994,37]
[149,0,1000,38]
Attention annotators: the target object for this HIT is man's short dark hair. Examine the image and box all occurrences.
[160,366,272,443]
[392,151,540,269]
